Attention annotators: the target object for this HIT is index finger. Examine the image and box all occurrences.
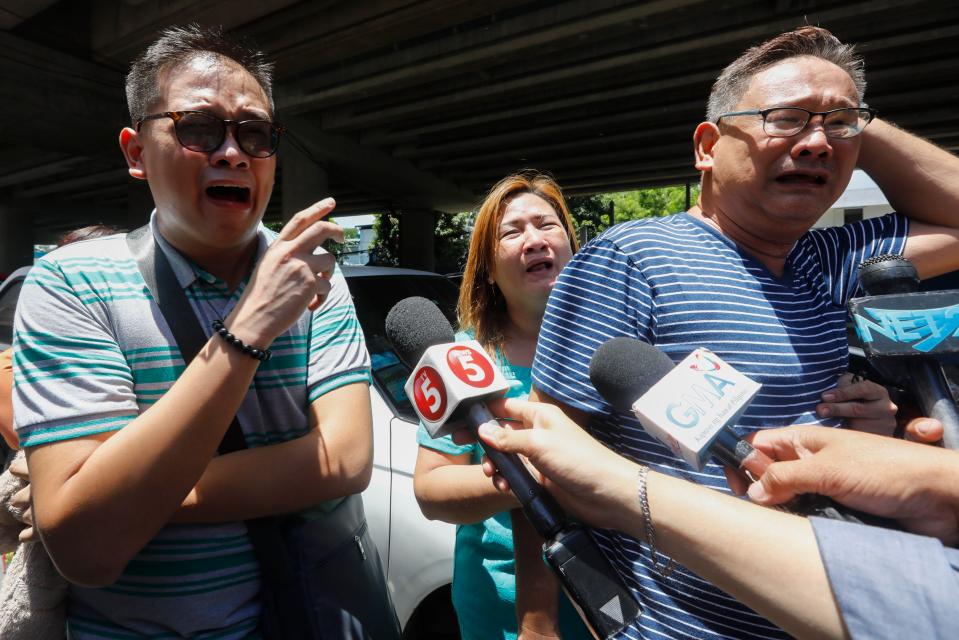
[746,425,829,462]
[277,197,336,241]
[486,397,536,428]
[822,378,888,403]
[294,220,345,251]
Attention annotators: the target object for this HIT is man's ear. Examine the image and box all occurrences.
[119,127,147,180]
[694,122,720,173]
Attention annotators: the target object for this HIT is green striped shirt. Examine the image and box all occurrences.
[13,218,371,639]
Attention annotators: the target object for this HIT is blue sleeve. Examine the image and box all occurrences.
[532,234,652,414]
[811,517,959,639]
[415,422,476,457]
[805,213,909,306]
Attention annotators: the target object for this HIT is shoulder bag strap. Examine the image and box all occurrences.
[126,225,247,453]
[126,226,312,639]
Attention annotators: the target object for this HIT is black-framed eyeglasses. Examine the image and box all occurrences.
[714,106,877,139]
[135,110,285,158]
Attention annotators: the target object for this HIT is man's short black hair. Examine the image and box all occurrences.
[125,23,274,124]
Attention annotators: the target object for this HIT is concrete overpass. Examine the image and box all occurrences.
[1,0,957,271]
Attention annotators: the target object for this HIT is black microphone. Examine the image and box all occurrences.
[589,338,771,480]
[852,254,959,449]
[385,297,565,538]
[589,337,898,528]
[386,297,642,638]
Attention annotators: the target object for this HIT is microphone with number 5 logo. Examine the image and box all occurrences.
[386,296,642,639]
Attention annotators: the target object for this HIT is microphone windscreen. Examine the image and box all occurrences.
[589,337,675,412]
[385,296,456,368]
[858,254,919,296]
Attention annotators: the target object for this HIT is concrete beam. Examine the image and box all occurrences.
[281,148,330,221]
[0,0,58,29]
[281,116,474,213]
[252,0,522,77]
[0,31,126,156]
[364,69,715,145]
[90,0,302,62]
[300,0,924,131]
[280,0,698,113]
[398,106,697,161]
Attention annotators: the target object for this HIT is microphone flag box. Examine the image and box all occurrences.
[630,349,760,471]
[405,339,511,438]
[849,291,959,360]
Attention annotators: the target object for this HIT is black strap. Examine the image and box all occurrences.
[126,226,249,453]
[126,225,312,638]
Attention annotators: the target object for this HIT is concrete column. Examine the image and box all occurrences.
[0,205,35,276]
[281,149,329,222]
[399,209,435,272]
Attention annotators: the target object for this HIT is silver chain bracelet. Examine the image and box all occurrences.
[637,465,676,578]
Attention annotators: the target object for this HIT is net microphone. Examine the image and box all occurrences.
[589,337,898,528]
[386,297,641,638]
[849,254,959,449]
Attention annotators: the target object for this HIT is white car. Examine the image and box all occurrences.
[343,265,460,638]
[0,265,460,639]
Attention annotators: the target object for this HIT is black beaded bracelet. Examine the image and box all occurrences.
[212,319,272,362]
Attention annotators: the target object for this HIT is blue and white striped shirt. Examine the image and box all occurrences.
[532,211,908,639]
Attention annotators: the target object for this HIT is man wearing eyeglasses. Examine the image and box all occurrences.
[11,24,388,640]
[522,26,959,640]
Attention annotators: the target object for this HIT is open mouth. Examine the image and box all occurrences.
[775,173,827,186]
[526,260,553,273]
[206,185,251,203]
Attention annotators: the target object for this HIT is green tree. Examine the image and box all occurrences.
[367,211,471,272]
[566,194,613,246]
[264,218,358,260]
[604,184,698,223]
[368,212,400,266]
[434,211,472,274]
[565,184,700,244]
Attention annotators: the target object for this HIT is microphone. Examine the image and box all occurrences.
[590,338,771,479]
[850,254,959,449]
[386,297,642,639]
[589,338,898,527]
[386,297,564,536]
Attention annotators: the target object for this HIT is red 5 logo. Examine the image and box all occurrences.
[446,346,495,388]
[413,366,447,421]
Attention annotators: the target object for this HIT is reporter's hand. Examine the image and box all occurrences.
[227,198,344,346]
[744,426,959,545]
[817,373,942,442]
[476,397,637,531]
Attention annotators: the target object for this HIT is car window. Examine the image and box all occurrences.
[0,278,25,350]
[346,274,459,421]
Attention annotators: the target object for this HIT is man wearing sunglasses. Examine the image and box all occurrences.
[521,26,959,640]
[11,24,383,639]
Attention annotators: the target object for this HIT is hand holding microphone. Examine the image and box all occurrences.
[386,297,642,639]
[849,254,959,448]
[587,337,898,528]
[740,426,959,546]
[476,398,638,534]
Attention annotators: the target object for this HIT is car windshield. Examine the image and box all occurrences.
[346,273,459,421]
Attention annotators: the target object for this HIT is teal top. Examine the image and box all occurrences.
[416,334,590,640]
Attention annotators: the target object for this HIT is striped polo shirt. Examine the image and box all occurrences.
[532,211,908,639]
[13,217,370,639]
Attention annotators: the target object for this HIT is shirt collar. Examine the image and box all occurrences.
[147,210,271,290]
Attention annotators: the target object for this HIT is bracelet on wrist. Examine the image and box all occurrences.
[211,319,271,362]
[637,465,675,578]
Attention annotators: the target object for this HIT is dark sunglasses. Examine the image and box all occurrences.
[135,110,284,158]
